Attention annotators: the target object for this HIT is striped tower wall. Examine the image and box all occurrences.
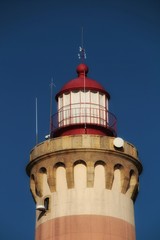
[27,135,142,240]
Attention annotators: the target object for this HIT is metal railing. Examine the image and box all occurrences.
[51,105,117,134]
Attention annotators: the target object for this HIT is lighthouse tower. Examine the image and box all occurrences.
[26,63,142,240]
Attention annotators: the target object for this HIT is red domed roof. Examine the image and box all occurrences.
[56,64,110,100]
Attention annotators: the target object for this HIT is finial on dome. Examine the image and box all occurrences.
[76,63,89,76]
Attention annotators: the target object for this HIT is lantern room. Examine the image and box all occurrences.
[51,63,117,137]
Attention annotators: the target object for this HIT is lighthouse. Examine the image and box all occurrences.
[26,62,142,240]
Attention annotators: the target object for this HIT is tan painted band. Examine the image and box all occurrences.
[36,215,135,240]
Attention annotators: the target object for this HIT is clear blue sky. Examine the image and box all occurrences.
[0,0,160,239]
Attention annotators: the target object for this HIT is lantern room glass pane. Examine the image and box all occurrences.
[71,91,80,123]
[81,90,90,103]
[58,96,63,110]
[99,93,106,125]
[99,93,105,108]
[91,91,98,104]
[63,93,70,125]
[81,91,90,123]
[85,91,90,103]
[58,96,63,126]
[90,91,99,124]
[63,92,70,106]
[71,91,80,103]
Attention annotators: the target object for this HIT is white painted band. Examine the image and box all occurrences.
[36,188,135,227]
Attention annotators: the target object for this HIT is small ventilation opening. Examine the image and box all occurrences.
[44,197,49,211]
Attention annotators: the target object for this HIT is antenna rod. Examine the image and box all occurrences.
[84,70,86,131]
[50,79,53,134]
[36,97,38,145]
[50,79,56,135]
[81,26,84,49]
